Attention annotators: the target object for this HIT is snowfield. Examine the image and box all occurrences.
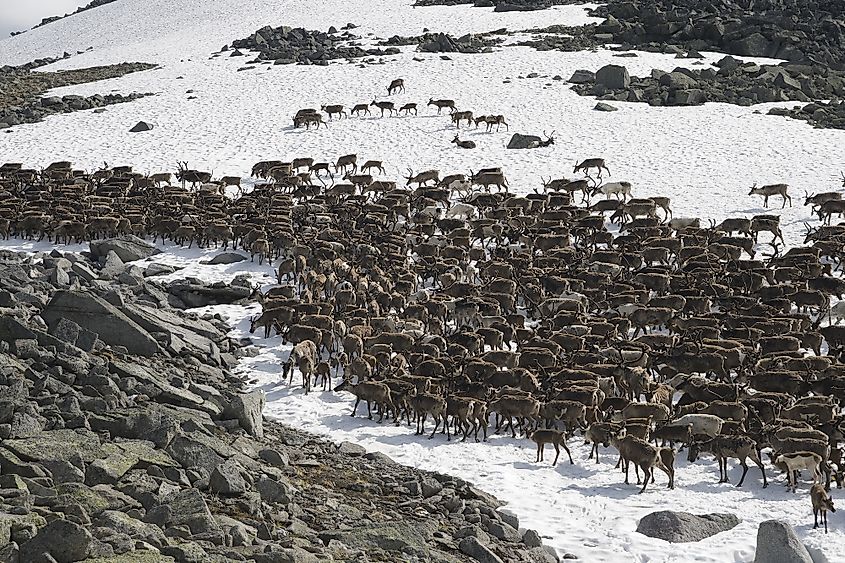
[2,0,845,560]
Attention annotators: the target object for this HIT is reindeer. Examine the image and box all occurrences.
[749,183,791,208]
[471,169,509,193]
[399,103,417,115]
[483,115,508,132]
[321,104,347,120]
[406,168,440,187]
[351,103,371,117]
[451,111,473,128]
[428,98,456,114]
[538,130,555,147]
[574,158,610,179]
[335,154,357,174]
[361,160,386,175]
[370,100,397,117]
[452,135,476,149]
[175,162,212,189]
[388,78,405,95]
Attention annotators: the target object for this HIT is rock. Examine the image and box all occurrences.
[730,33,772,58]
[595,64,630,89]
[659,71,698,90]
[100,250,125,279]
[89,236,161,262]
[144,263,176,276]
[19,518,92,563]
[459,536,504,563]
[255,475,295,504]
[129,121,153,132]
[568,69,595,84]
[41,290,161,357]
[337,441,366,456]
[223,391,265,438]
[636,511,740,543]
[154,488,220,536]
[204,252,247,265]
[522,529,543,548]
[674,89,705,106]
[753,520,813,563]
[50,318,81,345]
[506,133,541,149]
[208,459,247,496]
[594,102,618,111]
[259,448,290,467]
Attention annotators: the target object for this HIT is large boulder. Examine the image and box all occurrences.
[659,71,698,90]
[41,290,161,356]
[166,279,252,308]
[89,235,161,263]
[18,518,93,562]
[224,391,265,438]
[731,32,772,58]
[636,511,740,543]
[506,133,541,149]
[568,69,595,84]
[203,252,247,265]
[595,64,630,89]
[753,520,812,563]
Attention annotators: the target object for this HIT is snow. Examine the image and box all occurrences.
[1,0,845,560]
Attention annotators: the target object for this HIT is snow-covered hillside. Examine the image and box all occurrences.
[1,0,844,561]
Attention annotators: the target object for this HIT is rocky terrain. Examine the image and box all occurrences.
[27,0,122,33]
[379,31,504,54]
[589,0,845,68]
[0,62,156,130]
[412,0,583,10]
[769,100,845,130]
[0,239,562,563]
[568,56,845,107]
[224,25,400,66]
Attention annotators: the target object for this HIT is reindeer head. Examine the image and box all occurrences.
[748,183,758,195]
[841,171,845,187]
[452,135,460,144]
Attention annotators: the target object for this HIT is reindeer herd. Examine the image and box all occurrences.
[290,79,509,151]
[2,154,845,531]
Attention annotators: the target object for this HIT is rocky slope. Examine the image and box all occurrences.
[0,62,156,130]
[0,240,561,563]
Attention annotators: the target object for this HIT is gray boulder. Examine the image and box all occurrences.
[753,520,812,563]
[636,511,740,543]
[224,391,265,438]
[204,252,247,265]
[659,71,698,89]
[594,102,618,111]
[507,133,541,149]
[568,69,595,84]
[41,290,161,357]
[595,64,630,89]
[100,250,125,279]
[731,32,771,58]
[129,121,153,132]
[209,459,247,496]
[18,518,92,563]
[459,536,504,563]
[89,235,161,262]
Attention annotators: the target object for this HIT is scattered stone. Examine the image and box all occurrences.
[753,520,813,563]
[89,236,161,262]
[594,102,618,111]
[595,64,630,89]
[506,133,542,149]
[203,252,247,265]
[637,511,740,543]
[129,121,153,132]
